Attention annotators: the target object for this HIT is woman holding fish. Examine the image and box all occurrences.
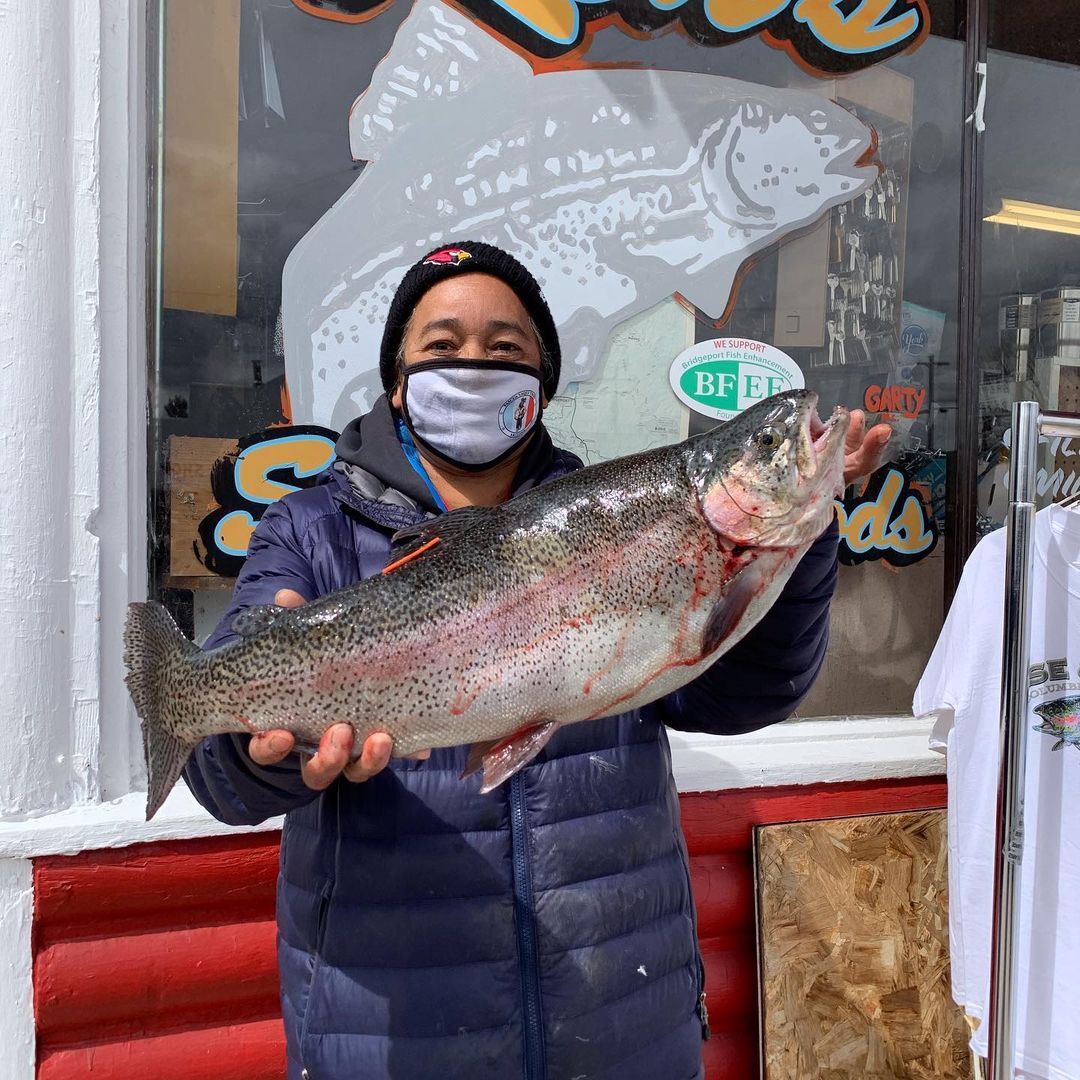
[132,241,889,1080]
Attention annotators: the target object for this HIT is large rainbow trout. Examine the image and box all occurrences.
[125,390,848,819]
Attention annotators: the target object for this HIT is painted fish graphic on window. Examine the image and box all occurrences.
[280,0,878,431]
[1033,696,1080,751]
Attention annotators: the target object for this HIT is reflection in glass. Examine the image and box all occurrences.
[151,1,967,720]
[978,17,1080,533]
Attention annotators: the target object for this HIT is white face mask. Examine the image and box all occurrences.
[400,359,543,471]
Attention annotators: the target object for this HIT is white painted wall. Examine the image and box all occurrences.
[0,0,145,819]
[0,859,34,1079]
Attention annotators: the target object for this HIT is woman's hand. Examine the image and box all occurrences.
[842,409,892,488]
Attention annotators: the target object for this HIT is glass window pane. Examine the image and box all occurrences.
[978,10,1080,534]
[152,0,967,722]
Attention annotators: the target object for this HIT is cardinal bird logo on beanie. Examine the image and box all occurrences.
[423,248,473,266]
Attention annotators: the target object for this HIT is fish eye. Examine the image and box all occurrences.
[755,427,784,451]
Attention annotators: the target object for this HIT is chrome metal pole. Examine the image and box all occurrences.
[986,400,1040,1080]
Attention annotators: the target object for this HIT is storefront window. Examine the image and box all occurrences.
[977,7,1080,533]
[151,0,967,721]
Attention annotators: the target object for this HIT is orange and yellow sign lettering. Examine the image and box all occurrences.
[863,383,927,419]
[198,426,338,577]
[291,0,928,73]
[835,464,937,567]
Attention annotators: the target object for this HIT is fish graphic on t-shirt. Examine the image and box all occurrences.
[1033,696,1080,751]
[280,0,877,430]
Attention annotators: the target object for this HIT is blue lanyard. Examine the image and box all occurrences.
[395,417,447,512]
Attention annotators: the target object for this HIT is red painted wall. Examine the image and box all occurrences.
[32,777,945,1079]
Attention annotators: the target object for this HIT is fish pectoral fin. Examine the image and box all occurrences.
[702,564,763,655]
[231,603,289,638]
[461,738,500,780]
[1053,740,1065,751]
[465,721,561,793]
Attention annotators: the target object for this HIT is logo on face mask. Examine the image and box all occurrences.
[499,389,538,437]
[423,247,473,266]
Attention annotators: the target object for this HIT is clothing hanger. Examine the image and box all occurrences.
[1058,486,1080,511]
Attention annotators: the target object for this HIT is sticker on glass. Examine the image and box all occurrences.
[668,338,804,422]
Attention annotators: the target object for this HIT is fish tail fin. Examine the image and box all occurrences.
[123,601,200,820]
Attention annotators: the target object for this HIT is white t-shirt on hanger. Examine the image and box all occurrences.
[915,504,1080,1080]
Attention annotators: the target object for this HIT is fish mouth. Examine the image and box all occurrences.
[708,391,849,549]
[829,108,879,190]
[802,397,850,499]
[757,395,847,542]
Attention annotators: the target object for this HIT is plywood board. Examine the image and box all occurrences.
[163,0,241,315]
[168,435,237,583]
[756,810,971,1080]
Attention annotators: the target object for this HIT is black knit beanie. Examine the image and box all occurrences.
[379,241,562,399]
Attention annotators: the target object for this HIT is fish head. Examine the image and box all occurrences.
[701,99,877,232]
[1034,697,1080,735]
[687,389,849,549]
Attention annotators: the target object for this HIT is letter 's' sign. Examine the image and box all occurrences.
[198,426,338,577]
[292,0,929,73]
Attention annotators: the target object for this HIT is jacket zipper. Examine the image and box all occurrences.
[299,882,334,1080]
[697,956,711,1040]
[509,773,546,1080]
[661,727,710,1043]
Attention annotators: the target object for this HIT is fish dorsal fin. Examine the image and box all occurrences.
[392,504,495,549]
[349,2,529,161]
[231,603,289,639]
[384,505,496,574]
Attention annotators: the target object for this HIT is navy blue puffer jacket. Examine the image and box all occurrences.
[184,399,838,1080]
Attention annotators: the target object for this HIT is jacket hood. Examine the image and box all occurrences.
[334,394,438,511]
[333,393,575,514]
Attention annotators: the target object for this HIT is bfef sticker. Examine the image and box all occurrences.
[669,339,804,422]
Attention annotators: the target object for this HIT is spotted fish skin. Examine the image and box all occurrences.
[124,390,848,819]
[1033,696,1080,752]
